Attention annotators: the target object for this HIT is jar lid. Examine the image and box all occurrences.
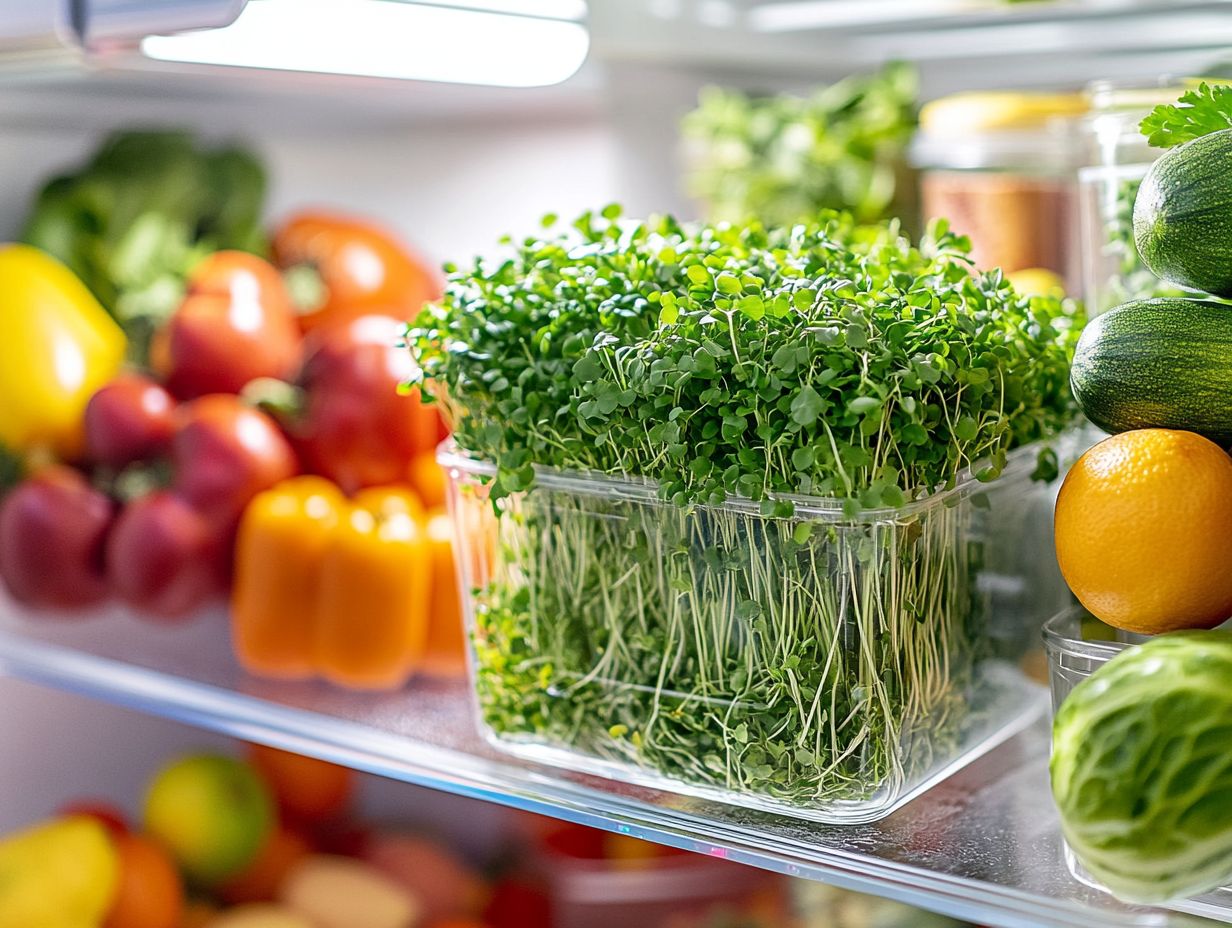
[919,91,1088,133]
[912,92,1088,171]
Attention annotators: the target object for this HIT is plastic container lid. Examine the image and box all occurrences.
[912,90,1089,171]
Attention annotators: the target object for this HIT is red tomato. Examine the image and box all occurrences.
[84,375,177,469]
[151,251,302,399]
[172,395,299,531]
[247,743,354,824]
[0,466,114,610]
[57,799,129,838]
[104,832,185,928]
[295,315,445,493]
[482,877,550,928]
[272,211,441,334]
[105,491,226,620]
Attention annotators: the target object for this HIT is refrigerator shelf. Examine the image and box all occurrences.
[0,599,1214,928]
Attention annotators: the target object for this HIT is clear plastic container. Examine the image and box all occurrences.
[441,437,1077,824]
[1077,79,1193,315]
[1043,608,1232,922]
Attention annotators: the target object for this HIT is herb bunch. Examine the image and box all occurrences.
[1141,82,1232,149]
[411,208,1081,513]
[680,63,918,228]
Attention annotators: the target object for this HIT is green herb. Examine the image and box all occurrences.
[414,208,1080,812]
[681,63,918,228]
[21,130,268,363]
[1140,82,1232,149]
[412,208,1081,513]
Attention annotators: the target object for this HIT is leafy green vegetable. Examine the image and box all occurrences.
[20,130,268,363]
[1140,82,1232,149]
[416,208,1081,812]
[412,208,1082,513]
[681,63,918,228]
[1052,632,1232,903]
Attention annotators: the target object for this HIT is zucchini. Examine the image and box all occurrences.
[1071,297,1232,444]
[1134,128,1232,298]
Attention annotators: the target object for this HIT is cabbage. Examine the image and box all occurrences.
[1051,631,1232,903]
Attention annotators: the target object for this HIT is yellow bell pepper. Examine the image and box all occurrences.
[231,477,432,690]
[0,244,126,458]
[0,815,119,928]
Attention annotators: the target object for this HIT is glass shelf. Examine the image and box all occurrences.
[0,597,1217,928]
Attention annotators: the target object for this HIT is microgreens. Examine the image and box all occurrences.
[410,208,1081,513]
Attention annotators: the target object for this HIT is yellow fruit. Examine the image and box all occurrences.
[0,815,119,928]
[1005,267,1066,299]
[1054,429,1232,633]
[144,755,274,885]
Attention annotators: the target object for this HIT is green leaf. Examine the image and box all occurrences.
[790,385,825,427]
[686,265,711,286]
[1141,83,1232,148]
[737,294,765,320]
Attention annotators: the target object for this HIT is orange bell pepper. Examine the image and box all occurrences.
[420,510,466,677]
[231,477,431,690]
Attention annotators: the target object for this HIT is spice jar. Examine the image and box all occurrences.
[912,91,1088,289]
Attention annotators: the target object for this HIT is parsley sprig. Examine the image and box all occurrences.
[411,208,1080,513]
[1141,82,1232,149]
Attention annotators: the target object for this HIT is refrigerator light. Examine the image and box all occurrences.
[140,0,590,88]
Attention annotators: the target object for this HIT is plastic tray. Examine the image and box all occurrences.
[443,439,1075,823]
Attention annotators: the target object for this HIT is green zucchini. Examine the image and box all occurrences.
[1071,297,1232,444]
[1134,128,1232,298]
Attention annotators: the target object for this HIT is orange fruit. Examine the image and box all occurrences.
[408,453,447,510]
[104,833,185,928]
[218,826,312,904]
[1054,428,1232,633]
[247,744,354,824]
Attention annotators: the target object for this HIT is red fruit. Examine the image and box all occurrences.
[56,799,129,838]
[247,744,354,825]
[482,877,549,928]
[296,315,445,493]
[172,395,299,531]
[84,375,177,468]
[104,832,185,928]
[152,251,302,399]
[272,211,442,334]
[106,491,226,620]
[0,466,113,609]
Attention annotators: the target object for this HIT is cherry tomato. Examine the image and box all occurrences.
[248,743,354,824]
[482,877,550,928]
[295,315,445,493]
[0,466,114,609]
[104,832,185,928]
[105,491,226,620]
[84,375,177,468]
[272,211,441,334]
[57,799,129,838]
[151,251,302,399]
[172,395,299,531]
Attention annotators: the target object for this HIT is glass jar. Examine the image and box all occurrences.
[911,91,1088,291]
[1078,79,1191,314]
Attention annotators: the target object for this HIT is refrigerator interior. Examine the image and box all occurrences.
[3,2,1232,926]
